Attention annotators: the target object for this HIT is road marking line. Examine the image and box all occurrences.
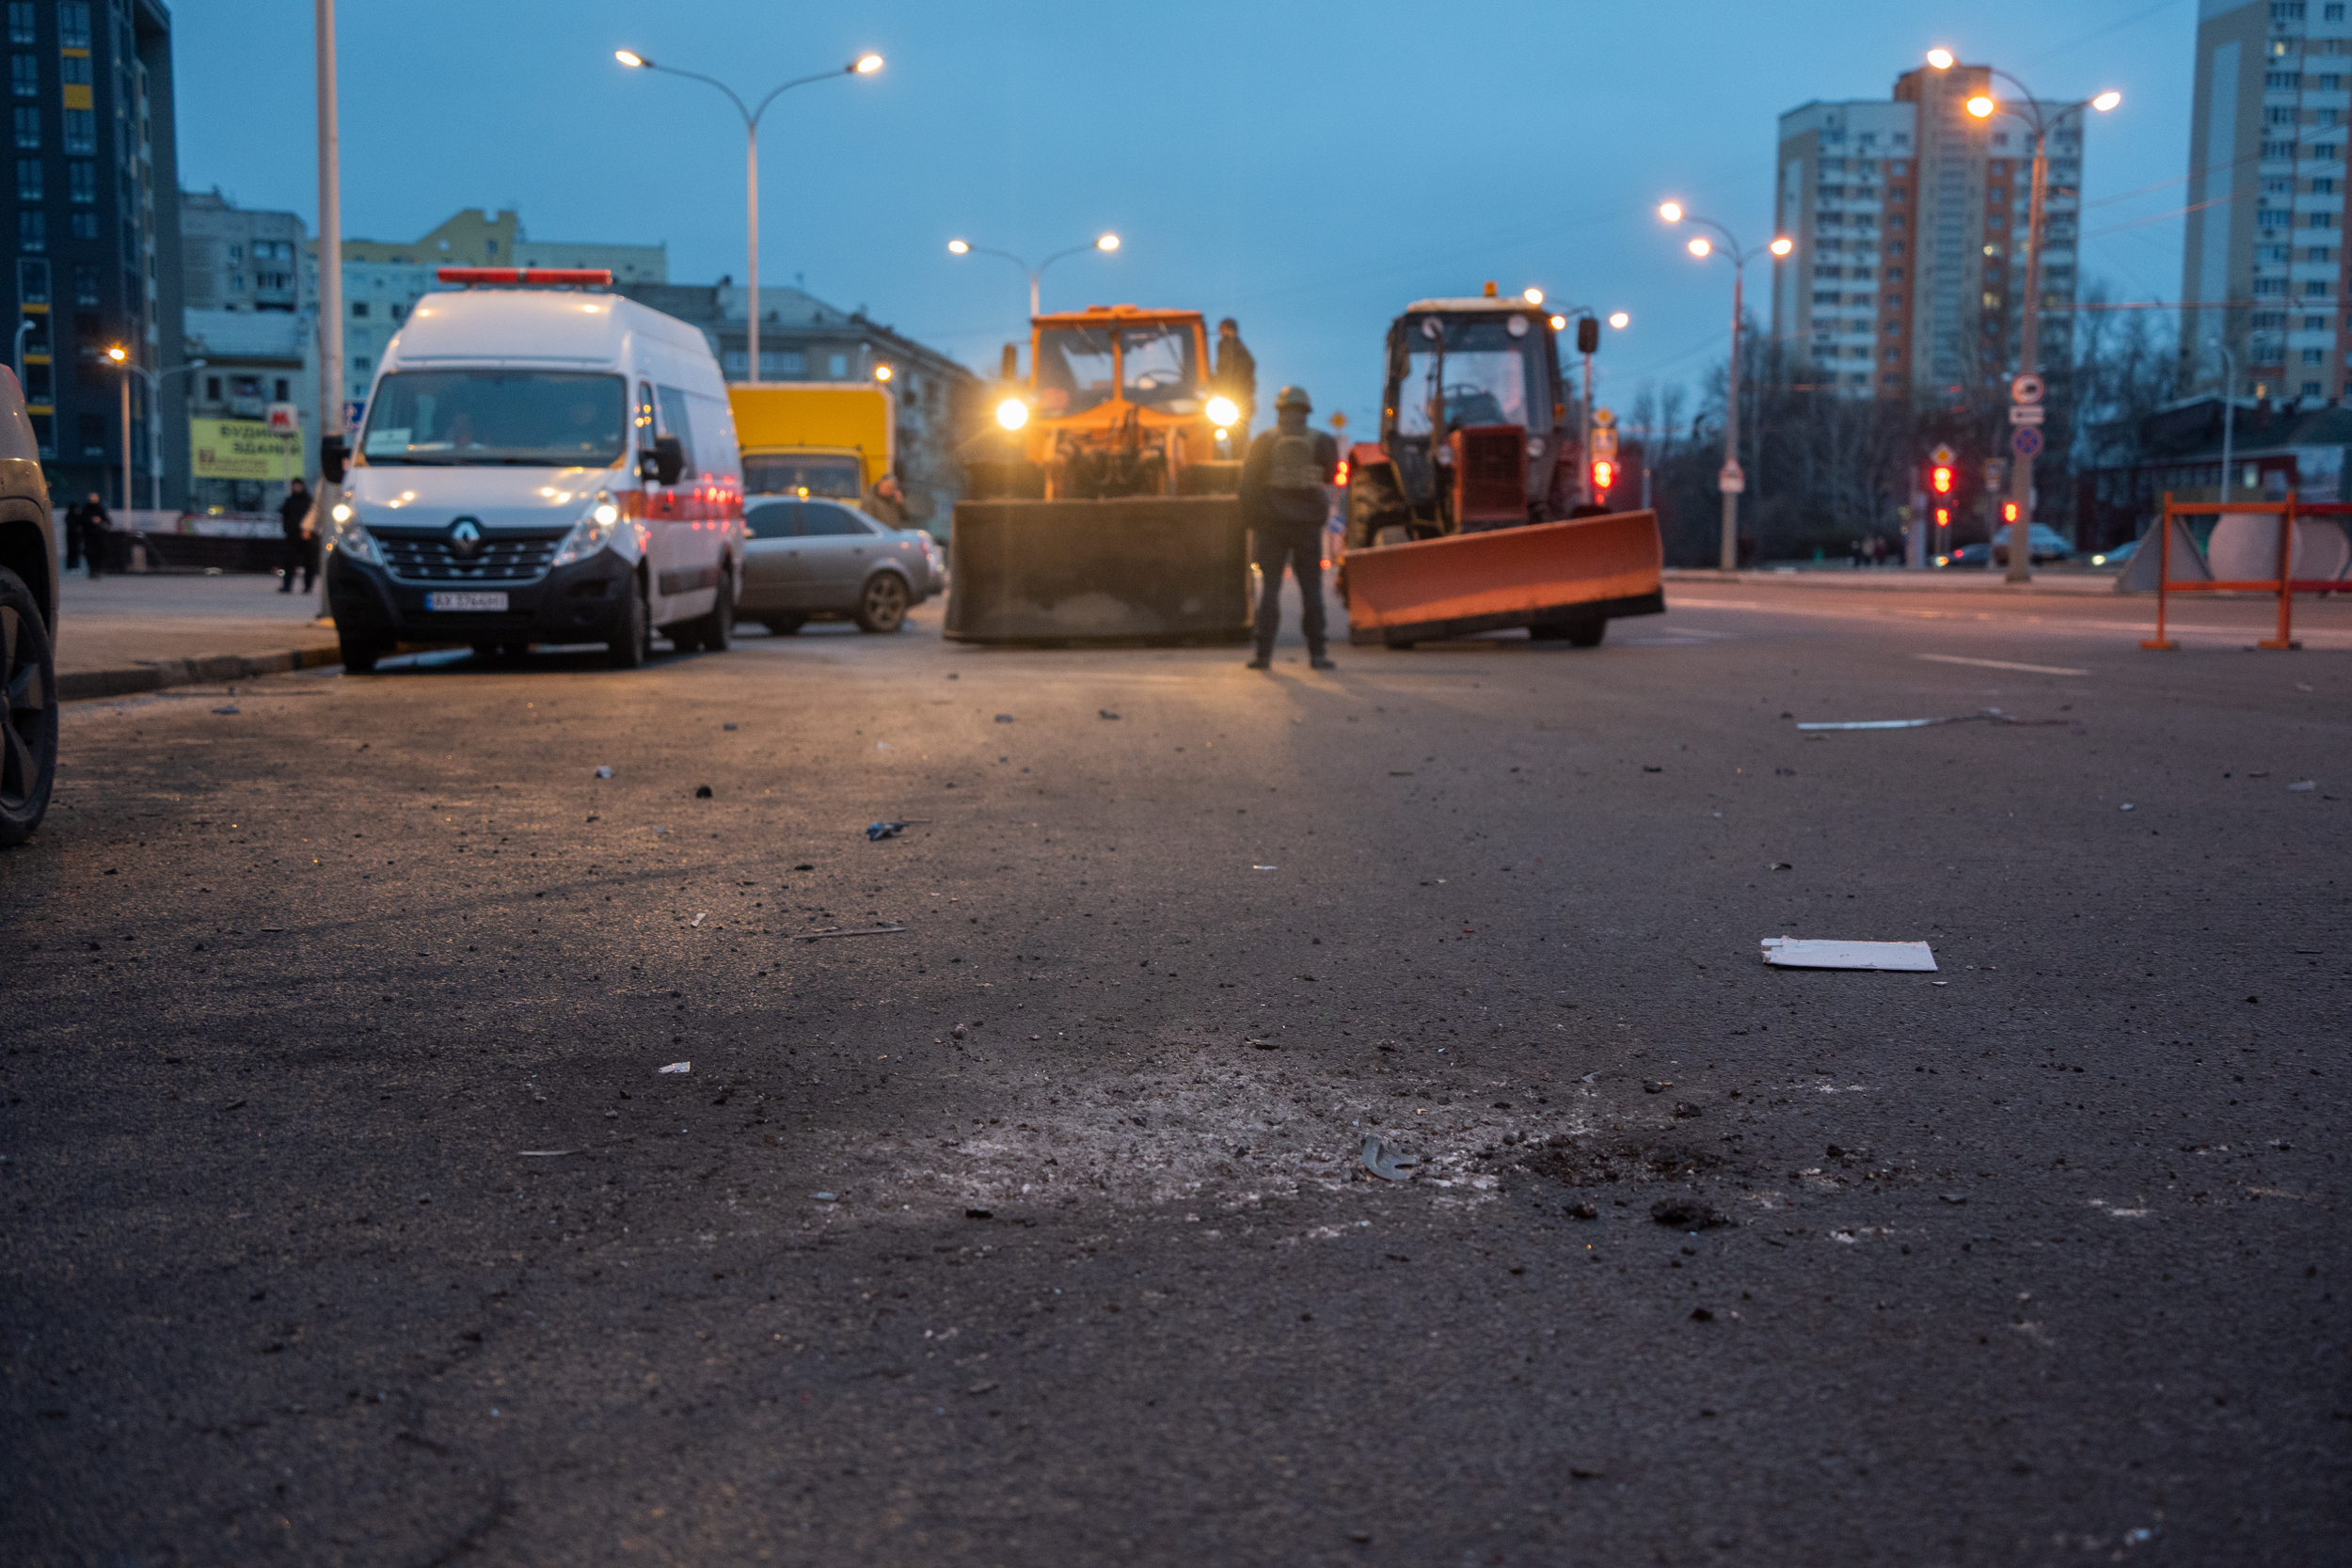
[1915,654,2090,676]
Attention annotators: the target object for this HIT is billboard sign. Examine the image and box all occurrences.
[190,419,299,482]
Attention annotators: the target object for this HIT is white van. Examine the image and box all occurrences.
[321,270,743,671]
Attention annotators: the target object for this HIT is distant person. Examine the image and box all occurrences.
[278,477,314,593]
[1239,385,1339,673]
[61,497,83,571]
[79,493,107,579]
[862,473,906,527]
[1216,318,1256,442]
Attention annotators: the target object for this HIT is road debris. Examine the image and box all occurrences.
[952,1023,968,1039]
[1795,707,2063,731]
[690,912,705,927]
[796,924,908,941]
[994,714,1015,723]
[2288,780,2317,792]
[813,1192,838,1202]
[695,785,713,798]
[1359,1134,1422,1181]
[659,1061,691,1074]
[1565,1202,1598,1220]
[211,705,240,716]
[723,722,739,731]
[518,1149,577,1158]
[595,767,613,778]
[964,1207,993,1220]
[1643,1080,1672,1094]
[1651,1197,1730,1229]
[1253,863,1278,871]
[1760,937,1937,973]
[1099,709,1120,721]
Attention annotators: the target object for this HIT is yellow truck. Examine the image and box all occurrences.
[727,383,893,503]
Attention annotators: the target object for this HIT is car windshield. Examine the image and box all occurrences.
[743,453,863,499]
[1393,316,1542,437]
[1120,323,1200,409]
[1034,325,1117,418]
[360,372,628,466]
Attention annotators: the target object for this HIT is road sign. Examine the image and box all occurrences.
[343,400,366,431]
[2010,373,2045,405]
[265,402,301,436]
[1982,459,2005,492]
[1718,461,1746,494]
[2009,404,2045,426]
[1594,406,1616,428]
[2010,425,2043,457]
[1930,443,1956,467]
[1592,427,1618,458]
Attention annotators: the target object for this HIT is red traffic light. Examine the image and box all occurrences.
[1933,508,1951,529]
[1930,465,1954,496]
[1592,459,1614,491]
[2001,500,2020,523]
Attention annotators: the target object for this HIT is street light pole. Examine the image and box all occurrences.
[948,235,1121,322]
[617,51,882,384]
[1658,204,1792,571]
[1932,54,2121,583]
[115,358,205,510]
[316,0,342,466]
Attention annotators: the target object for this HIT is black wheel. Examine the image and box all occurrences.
[695,569,735,653]
[338,636,383,673]
[608,572,652,669]
[761,615,807,637]
[0,565,58,847]
[855,572,909,634]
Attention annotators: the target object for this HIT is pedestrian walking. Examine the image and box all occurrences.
[861,472,907,528]
[79,492,107,579]
[61,497,83,571]
[278,477,315,593]
[1239,385,1338,672]
[1216,318,1256,443]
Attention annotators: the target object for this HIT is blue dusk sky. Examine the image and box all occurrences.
[177,0,2198,429]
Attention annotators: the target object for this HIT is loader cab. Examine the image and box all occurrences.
[1378,300,1565,522]
[1015,307,1227,499]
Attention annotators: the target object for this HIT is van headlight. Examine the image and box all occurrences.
[549,495,625,568]
[326,499,380,565]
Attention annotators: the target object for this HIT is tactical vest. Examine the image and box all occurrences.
[1266,430,1323,490]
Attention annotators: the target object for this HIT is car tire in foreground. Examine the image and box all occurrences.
[609,572,654,669]
[0,564,57,847]
[691,571,735,654]
[855,572,909,635]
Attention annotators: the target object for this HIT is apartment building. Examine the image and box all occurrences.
[180,187,302,313]
[7,0,186,506]
[1773,62,2084,403]
[2182,0,2352,404]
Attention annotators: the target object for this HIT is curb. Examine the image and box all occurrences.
[1662,568,2127,597]
[59,643,344,703]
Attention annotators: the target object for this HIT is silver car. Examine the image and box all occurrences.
[739,497,942,636]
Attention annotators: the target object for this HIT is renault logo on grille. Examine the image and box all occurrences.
[448,517,484,559]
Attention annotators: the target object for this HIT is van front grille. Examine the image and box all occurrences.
[375,528,568,582]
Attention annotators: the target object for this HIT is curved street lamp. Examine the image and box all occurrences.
[1931,50,2120,582]
[947,234,1120,320]
[617,49,882,384]
[1659,203,1793,569]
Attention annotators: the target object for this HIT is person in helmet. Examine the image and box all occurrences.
[1238,385,1339,672]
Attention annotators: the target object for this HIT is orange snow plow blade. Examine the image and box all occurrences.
[1342,508,1666,646]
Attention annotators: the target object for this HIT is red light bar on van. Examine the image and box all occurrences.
[435,267,613,287]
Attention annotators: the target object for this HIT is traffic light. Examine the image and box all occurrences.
[1933,508,1951,531]
[2001,500,2020,524]
[1592,458,1614,492]
[1577,316,1600,355]
[1930,462,1954,498]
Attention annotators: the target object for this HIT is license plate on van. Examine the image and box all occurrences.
[426,591,508,612]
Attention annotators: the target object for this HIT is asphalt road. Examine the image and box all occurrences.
[5,584,2346,1566]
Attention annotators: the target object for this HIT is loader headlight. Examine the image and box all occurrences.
[1205,395,1240,428]
[549,492,626,568]
[996,397,1029,432]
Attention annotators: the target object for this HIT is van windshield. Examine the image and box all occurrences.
[360,372,628,466]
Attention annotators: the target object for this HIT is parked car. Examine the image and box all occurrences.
[1937,542,1991,569]
[0,365,56,846]
[739,498,941,635]
[2090,538,2139,568]
[324,273,743,672]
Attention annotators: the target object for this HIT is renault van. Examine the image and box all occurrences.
[322,269,743,672]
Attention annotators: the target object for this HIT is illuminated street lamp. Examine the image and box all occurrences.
[616,48,883,384]
[1931,48,2120,583]
[947,233,1120,319]
[1659,203,1793,569]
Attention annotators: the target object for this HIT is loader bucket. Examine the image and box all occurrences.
[945,496,1253,645]
[1341,507,1665,646]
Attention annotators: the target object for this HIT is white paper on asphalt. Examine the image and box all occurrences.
[1760,937,1938,972]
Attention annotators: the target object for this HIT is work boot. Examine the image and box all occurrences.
[1311,655,1335,671]
[1246,651,1271,671]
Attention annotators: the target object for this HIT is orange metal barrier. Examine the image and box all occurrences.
[2143,493,2350,651]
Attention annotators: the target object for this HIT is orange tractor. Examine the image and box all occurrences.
[1339,288,1664,648]
[947,305,1249,644]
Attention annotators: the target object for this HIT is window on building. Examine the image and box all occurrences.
[229,272,243,293]
[828,353,848,378]
[56,53,86,88]
[5,3,32,45]
[8,102,31,147]
[2267,71,2302,88]
[60,106,89,152]
[17,208,41,250]
[8,53,37,97]
[2266,106,2298,125]
[71,261,94,304]
[10,152,33,198]
[76,412,103,456]
[2304,380,2323,397]
[389,303,404,320]
[202,375,218,400]
[2330,3,2347,19]
[65,159,90,203]
[2325,75,2344,90]
[2309,313,2329,329]
[15,255,44,303]
[352,356,370,372]
[274,378,289,401]
[2320,143,2344,159]
[56,2,88,48]
[2304,348,2328,364]
[2307,280,2333,296]
[351,300,368,317]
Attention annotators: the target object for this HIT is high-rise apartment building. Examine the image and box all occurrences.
[180,187,303,313]
[1773,62,2084,402]
[7,0,185,507]
[2183,0,2352,405]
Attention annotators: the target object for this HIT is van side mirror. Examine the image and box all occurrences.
[320,435,348,483]
[643,435,685,486]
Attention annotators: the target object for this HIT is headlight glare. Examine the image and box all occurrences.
[326,501,379,564]
[550,492,626,568]
[1205,395,1239,427]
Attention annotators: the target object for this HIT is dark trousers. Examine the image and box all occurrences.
[1252,523,1327,657]
[280,533,314,592]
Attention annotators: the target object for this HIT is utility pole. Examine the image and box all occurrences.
[315,0,342,471]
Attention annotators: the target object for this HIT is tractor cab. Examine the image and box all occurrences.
[1018,307,1232,499]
